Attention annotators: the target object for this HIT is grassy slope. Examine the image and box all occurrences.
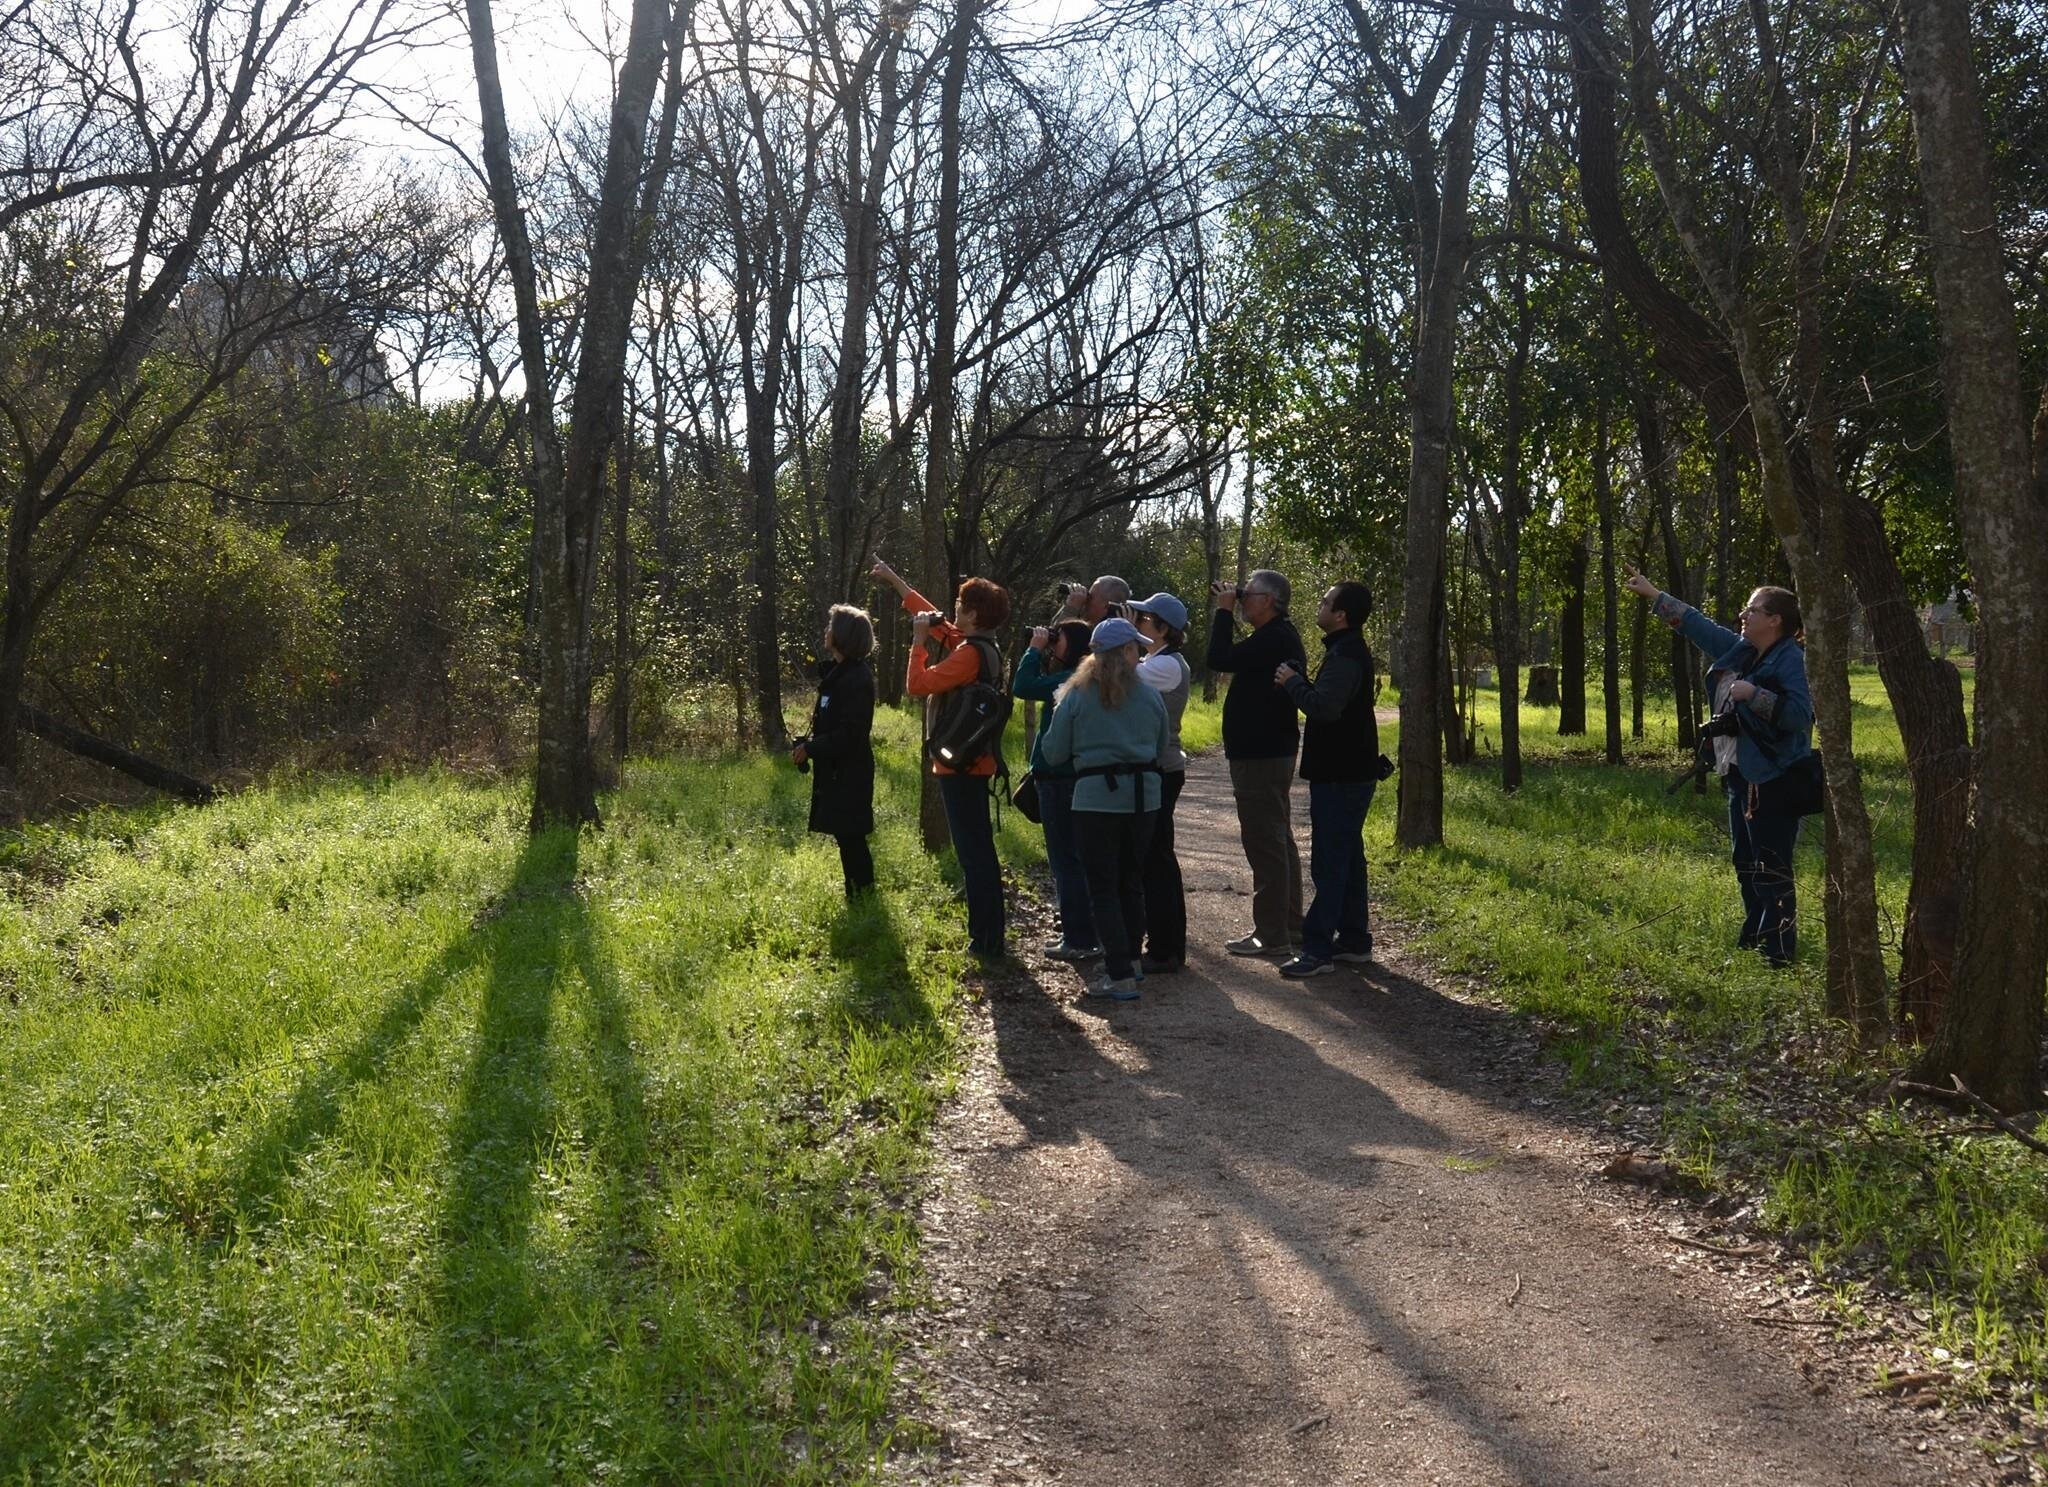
[1373,669,2047,1404]
[0,711,973,1484]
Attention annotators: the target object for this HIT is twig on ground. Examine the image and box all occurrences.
[1504,1272,1523,1307]
[1668,1233,1768,1258]
[1746,1313,1835,1328]
[1289,1413,1329,1435]
[1895,1075,2048,1159]
[1874,1372,1944,1394]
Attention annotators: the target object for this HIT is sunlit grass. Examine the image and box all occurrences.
[0,711,966,1483]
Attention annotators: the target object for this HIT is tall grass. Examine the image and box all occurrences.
[0,711,970,1483]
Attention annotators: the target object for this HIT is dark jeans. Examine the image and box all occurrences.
[1727,779,1800,965]
[1036,774,1097,950]
[835,832,875,898]
[1141,770,1186,964]
[1228,755,1302,945]
[1301,780,1376,961]
[939,772,1005,956]
[1077,807,1156,981]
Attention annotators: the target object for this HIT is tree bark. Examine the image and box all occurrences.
[1559,533,1589,736]
[1899,0,2048,1109]
[1595,386,1624,763]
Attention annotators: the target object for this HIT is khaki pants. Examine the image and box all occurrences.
[1228,755,1302,946]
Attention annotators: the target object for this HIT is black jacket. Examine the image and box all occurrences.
[1283,628,1379,782]
[1206,610,1308,760]
[805,658,875,838]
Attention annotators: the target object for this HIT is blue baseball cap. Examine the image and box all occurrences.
[1089,617,1143,652]
[1129,592,1188,632]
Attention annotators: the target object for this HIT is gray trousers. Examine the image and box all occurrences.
[1228,755,1302,945]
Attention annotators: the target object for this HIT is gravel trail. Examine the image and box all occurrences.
[891,751,1975,1486]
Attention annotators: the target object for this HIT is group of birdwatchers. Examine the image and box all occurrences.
[787,551,1816,1004]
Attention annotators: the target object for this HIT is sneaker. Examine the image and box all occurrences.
[1279,956,1334,979]
[1083,975,1141,1001]
[1140,957,1184,975]
[1332,946,1375,965]
[1225,934,1288,959]
[1043,939,1101,963]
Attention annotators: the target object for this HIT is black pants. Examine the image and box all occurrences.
[939,772,1005,956]
[1077,806,1156,981]
[1141,770,1186,964]
[835,832,875,898]
[1726,778,1799,965]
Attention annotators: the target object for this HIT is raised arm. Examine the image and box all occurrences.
[1625,566,1740,661]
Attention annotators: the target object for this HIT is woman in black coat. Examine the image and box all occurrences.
[793,604,878,898]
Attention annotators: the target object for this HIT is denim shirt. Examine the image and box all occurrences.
[1652,592,1814,784]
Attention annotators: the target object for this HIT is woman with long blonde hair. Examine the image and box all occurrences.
[1040,618,1171,1001]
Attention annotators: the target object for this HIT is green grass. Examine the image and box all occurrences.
[0,711,970,1483]
[1375,668,2048,1408]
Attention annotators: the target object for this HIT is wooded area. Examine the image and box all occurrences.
[2,0,2044,1099]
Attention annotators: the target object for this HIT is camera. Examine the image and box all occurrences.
[1699,710,1742,740]
[792,734,811,774]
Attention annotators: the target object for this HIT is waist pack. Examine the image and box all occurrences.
[926,636,1010,771]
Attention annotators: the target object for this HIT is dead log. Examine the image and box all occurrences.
[18,704,216,804]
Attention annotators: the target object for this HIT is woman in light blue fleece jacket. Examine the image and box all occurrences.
[1039,618,1171,1001]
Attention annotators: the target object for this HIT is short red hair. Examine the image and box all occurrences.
[956,576,1010,629]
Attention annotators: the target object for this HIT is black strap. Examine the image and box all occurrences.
[1074,761,1161,813]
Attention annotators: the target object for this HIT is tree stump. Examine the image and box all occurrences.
[1525,664,1561,706]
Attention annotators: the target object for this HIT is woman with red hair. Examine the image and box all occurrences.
[870,556,1013,960]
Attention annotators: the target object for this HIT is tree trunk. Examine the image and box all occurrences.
[1900,0,2048,1109]
[916,0,981,854]
[612,395,634,768]
[1595,387,1624,763]
[1559,536,1589,735]
[468,0,676,832]
[1392,19,1496,847]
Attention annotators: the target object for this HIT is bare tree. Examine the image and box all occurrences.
[0,0,427,814]
[466,0,687,829]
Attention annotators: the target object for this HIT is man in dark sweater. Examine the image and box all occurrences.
[1206,569,1309,957]
[1274,581,1381,978]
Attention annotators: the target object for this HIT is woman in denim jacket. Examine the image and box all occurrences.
[1626,569,1814,966]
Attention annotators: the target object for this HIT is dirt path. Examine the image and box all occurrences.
[890,752,1985,1487]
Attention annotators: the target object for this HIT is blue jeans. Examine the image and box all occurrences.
[1036,774,1097,950]
[1301,780,1376,962]
[1727,780,1799,965]
[939,772,1005,956]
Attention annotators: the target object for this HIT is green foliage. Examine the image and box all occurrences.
[0,711,970,1482]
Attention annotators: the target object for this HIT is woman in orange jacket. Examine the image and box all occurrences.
[870,556,1013,960]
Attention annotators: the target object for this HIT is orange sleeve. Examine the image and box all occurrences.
[900,586,963,648]
[908,637,982,697]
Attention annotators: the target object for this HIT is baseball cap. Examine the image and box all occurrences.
[1129,592,1188,631]
[1089,617,1143,652]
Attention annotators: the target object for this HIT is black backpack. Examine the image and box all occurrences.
[926,636,1011,772]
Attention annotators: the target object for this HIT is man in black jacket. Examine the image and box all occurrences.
[1273,581,1380,977]
[1207,569,1309,957]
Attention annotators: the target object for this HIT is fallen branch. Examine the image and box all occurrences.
[1745,1313,1834,1329]
[1873,1371,1943,1394]
[1667,1233,1767,1258]
[1894,1075,2048,1159]
[18,703,215,804]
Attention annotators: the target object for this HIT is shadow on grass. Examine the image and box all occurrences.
[827,890,936,1033]
[0,831,606,1475]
